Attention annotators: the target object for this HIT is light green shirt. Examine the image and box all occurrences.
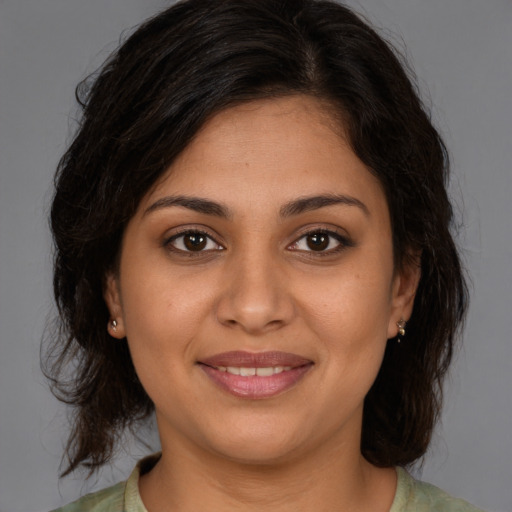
[52,455,485,512]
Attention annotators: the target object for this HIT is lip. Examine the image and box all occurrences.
[198,351,314,399]
[200,351,312,368]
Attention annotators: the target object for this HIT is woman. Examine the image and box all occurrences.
[45,0,482,510]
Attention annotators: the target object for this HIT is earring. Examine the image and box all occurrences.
[111,319,118,332]
[396,319,406,342]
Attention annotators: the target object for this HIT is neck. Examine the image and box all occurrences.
[139,429,396,512]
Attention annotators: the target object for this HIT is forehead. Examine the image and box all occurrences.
[139,95,386,217]
[178,95,346,168]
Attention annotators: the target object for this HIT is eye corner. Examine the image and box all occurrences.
[163,227,225,255]
[287,228,354,256]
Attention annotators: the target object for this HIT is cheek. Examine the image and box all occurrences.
[119,278,198,413]
[298,266,394,337]
[296,259,393,380]
[118,260,219,378]
[120,245,210,331]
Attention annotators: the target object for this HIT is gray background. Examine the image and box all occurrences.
[0,1,510,511]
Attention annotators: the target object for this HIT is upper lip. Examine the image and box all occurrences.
[199,351,313,368]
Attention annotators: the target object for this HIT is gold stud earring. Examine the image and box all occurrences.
[396,319,406,342]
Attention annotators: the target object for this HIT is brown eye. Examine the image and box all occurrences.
[167,230,223,253]
[306,233,329,251]
[289,229,351,255]
[183,233,207,251]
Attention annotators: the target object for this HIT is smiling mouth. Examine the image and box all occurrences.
[198,351,313,399]
[211,365,293,376]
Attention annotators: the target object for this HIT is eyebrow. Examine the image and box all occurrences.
[144,193,368,219]
[280,194,369,217]
[144,195,232,218]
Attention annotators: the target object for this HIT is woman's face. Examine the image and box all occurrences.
[105,96,418,465]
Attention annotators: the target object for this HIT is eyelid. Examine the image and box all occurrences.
[161,224,353,257]
[287,226,354,255]
[163,226,225,253]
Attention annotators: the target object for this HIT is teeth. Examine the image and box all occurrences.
[256,367,274,377]
[217,366,293,376]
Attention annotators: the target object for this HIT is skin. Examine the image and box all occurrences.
[105,95,420,512]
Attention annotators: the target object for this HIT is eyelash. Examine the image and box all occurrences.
[164,229,224,255]
[164,228,353,257]
[288,229,354,257]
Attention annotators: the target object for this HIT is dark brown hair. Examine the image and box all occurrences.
[44,0,468,475]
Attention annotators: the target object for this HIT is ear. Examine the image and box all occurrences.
[104,272,126,339]
[387,251,422,339]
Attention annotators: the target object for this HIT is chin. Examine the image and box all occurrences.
[204,423,307,466]
[215,444,302,467]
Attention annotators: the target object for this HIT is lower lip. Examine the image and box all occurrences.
[199,364,313,399]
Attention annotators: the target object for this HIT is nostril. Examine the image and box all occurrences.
[214,270,295,333]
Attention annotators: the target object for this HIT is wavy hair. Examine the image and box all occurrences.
[44,0,468,475]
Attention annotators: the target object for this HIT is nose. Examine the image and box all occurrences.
[215,249,295,335]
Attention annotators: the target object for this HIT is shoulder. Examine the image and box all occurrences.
[392,467,486,512]
[49,453,159,512]
[49,481,125,512]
